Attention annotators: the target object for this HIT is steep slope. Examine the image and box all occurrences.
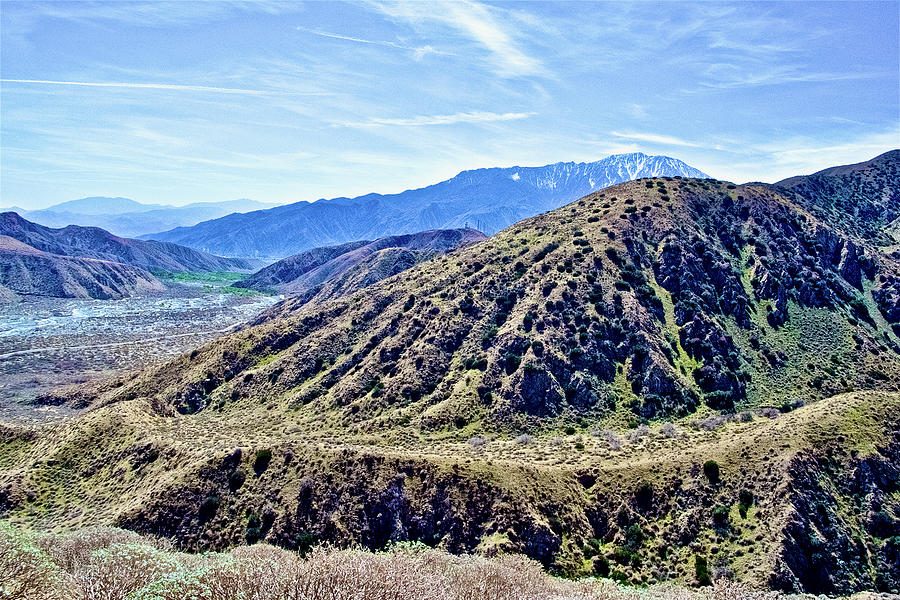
[83,175,900,423]
[234,229,487,302]
[143,153,709,259]
[0,212,260,273]
[14,198,276,238]
[0,235,164,300]
[776,149,900,246]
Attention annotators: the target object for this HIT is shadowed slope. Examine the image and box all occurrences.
[234,229,487,304]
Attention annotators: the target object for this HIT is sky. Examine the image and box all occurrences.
[1,1,898,210]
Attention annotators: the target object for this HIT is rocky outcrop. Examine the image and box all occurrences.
[772,431,900,594]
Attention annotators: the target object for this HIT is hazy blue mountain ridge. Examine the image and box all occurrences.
[143,153,709,259]
[3,198,275,238]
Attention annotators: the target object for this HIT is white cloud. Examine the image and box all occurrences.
[757,127,900,176]
[371,0,544,77]
[338,110,535,128]
[609,131,700,148]
[0,78,334,96]
[296,27,449,59]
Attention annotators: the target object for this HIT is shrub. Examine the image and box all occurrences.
[624,524,644,550]
[199,495,220,522]
[0,523,62,598]
[713,505,730,529]
[254,449,273,475]
[246,512,263,544]
[661,422,678,438]
[462,356,488,371]
[229,469,247,491]
[703,460,721,484]
[695,554,711,586]
[504,352,522,373]
[592,555,610,577]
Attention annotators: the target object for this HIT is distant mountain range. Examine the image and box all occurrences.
[1,198,276,238]
[143,153,709,259]
[0,212,261,300]
[234,228,487,304]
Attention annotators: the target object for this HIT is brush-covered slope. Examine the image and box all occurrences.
[234,229,487,302]
[0,212,260,273]
[78,175,900,423]
[0,235,164,300]
[143,153,708,259]
[777,149,900,246]
[2,386,898,592]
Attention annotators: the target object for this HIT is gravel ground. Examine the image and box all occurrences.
[0,283,278,423]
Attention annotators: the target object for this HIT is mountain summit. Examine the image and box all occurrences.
[143,153,708,259]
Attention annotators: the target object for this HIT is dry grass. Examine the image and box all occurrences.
[1,522,817,600]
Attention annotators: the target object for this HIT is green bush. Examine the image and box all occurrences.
[624,524,644,550]
[713,505,730,529]
[246,512,262,544]
[695,554,711,586]
[592,555,610,577]
[481,325,499,344]
[198,495,220,522]
[738,489,754,518]
[253,449,273,475]
[228,469,246,491]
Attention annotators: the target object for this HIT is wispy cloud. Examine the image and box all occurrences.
[694,67,887,91]
[610,131,700,148]
[338,110,535,128]
[296,26,449,60]
[0,79,329,96]
[372,0,544,77]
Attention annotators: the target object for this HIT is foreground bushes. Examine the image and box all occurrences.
[1,522,813,600]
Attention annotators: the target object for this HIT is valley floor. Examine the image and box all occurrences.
[0,282,276,422]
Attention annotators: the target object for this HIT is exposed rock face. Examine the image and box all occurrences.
[234,229,487,303]
[0,235,164,300]
[772,431,900,594]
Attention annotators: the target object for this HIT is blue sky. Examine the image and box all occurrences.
[1,1,898,209]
